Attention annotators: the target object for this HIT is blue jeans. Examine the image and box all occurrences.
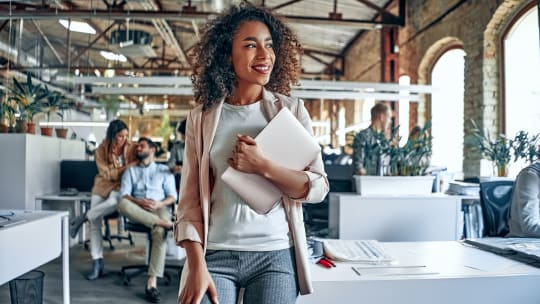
[201,248,299,304]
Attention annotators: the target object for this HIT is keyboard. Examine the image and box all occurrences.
[322,239,394,263]
[0,219,26,228]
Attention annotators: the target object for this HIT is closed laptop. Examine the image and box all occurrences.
[221,107,320,214]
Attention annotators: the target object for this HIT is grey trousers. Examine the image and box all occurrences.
[117,198,170,277]
[201,247,299,304]
[87,191,119,259]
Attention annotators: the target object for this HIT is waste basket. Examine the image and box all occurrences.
[9,270,44,304]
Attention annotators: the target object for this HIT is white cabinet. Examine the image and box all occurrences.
[0,134,85,210]
[329,193,462,241]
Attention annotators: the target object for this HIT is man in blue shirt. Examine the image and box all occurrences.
[118,137,177,303]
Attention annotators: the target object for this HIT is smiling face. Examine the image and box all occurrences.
[114,129,128,147]
[231,21,276,89]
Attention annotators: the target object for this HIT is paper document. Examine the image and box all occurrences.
[221,108,320,214]
[322,239,394,263]
[464,237,540,257]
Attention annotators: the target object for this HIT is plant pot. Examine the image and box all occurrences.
[353,175,435,195]
[15,120,28,133]
[55,128,68,138]
[26,122,36,134]
[496,165,508,177]
[40,127,54,136]
[0,123,8,133]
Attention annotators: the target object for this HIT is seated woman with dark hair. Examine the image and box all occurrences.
[70,119,138,280]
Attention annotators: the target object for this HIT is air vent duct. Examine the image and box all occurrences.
[110,30,157,58]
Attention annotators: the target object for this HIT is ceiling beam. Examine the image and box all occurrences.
[272,0,304,10]
[0,8,404,27]
[305,51,331,66]
[0,20,8,33]
[30,20,64,64]
[7,66,192,73]
[355,0,402,25]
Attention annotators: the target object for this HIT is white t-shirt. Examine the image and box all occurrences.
[207,101,291,251]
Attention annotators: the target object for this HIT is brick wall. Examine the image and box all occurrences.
[344,0,533,177]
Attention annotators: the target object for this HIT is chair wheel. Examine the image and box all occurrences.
[122,276,130,286]
[164,273,171,286]
[110,245,115,251]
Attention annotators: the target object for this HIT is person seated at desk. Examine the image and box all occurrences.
[508,161,540,237]
[70,119,138,280]
[117,137,177,303]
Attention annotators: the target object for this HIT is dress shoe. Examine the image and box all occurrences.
[86,258,104,280]
[145,286,161,303]
[69,214,86,238]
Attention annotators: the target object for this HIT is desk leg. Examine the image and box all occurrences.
[62,215,71,304]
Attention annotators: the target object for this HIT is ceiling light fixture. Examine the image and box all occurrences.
[99,51,127,62]
[58,20,96,34]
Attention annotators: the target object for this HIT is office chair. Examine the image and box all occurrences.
[479,180,514,237]
[83,211,134,251]
[119,207,182,286]
[303,164,354,237]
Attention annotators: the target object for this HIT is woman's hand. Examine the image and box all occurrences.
[179,263,218,304]
[228,134,267,174]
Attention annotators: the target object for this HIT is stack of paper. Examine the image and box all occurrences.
[322,239,394,263]
[447,181,480,196]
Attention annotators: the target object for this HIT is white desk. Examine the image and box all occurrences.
[0,210,70,304]
[35,193,91,245]
[329,193,462,241]
[298,241,540,304]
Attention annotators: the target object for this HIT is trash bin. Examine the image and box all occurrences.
[9,270,44,304]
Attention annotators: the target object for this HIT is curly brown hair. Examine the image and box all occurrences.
[191,3,303,111]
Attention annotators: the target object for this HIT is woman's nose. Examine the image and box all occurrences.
[257,47,270,59]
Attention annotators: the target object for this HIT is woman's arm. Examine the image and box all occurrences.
[178,241,218,304]
[230,135,309,199]
[229,101,329,202]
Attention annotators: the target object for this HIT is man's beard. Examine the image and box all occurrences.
[136,152,150,161]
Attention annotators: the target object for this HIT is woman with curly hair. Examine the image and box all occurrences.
[175,4,328,304]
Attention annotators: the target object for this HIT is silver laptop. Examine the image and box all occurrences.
[221,108,321,214]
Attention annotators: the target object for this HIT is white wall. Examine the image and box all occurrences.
[0,134,85,210]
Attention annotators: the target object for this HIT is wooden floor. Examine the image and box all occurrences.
[0,229,183,304]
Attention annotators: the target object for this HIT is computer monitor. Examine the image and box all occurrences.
[60,160,98,192]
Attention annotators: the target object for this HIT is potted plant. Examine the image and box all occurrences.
[467,120,512,177]
[512,131,540,164]
[54,95,75,138]
[352,122,435,195]
[38,87,61,136]
[9,73,48,134]
[0,98,16,133]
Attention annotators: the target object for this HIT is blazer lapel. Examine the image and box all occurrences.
[260,87,281,122]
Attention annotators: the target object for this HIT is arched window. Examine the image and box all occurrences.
[430,48,466,174]
[503,5,540,176]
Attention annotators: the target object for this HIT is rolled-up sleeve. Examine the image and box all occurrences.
[162,170,178,200]
[119,168,133,198]
[293,99,329,204]
[174,110,204,246]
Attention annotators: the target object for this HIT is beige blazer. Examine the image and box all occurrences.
[92,140,137,198]
[174,88,329,297]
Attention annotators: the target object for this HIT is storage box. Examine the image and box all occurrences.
[353,175,435,195]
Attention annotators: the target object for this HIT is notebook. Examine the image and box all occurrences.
[221,107,321,214]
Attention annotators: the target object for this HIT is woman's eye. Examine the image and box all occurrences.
[266,43,273,48]
[245,44,256,48]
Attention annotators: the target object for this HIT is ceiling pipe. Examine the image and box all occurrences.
[0,9,402,27]
[136,0,189,66]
